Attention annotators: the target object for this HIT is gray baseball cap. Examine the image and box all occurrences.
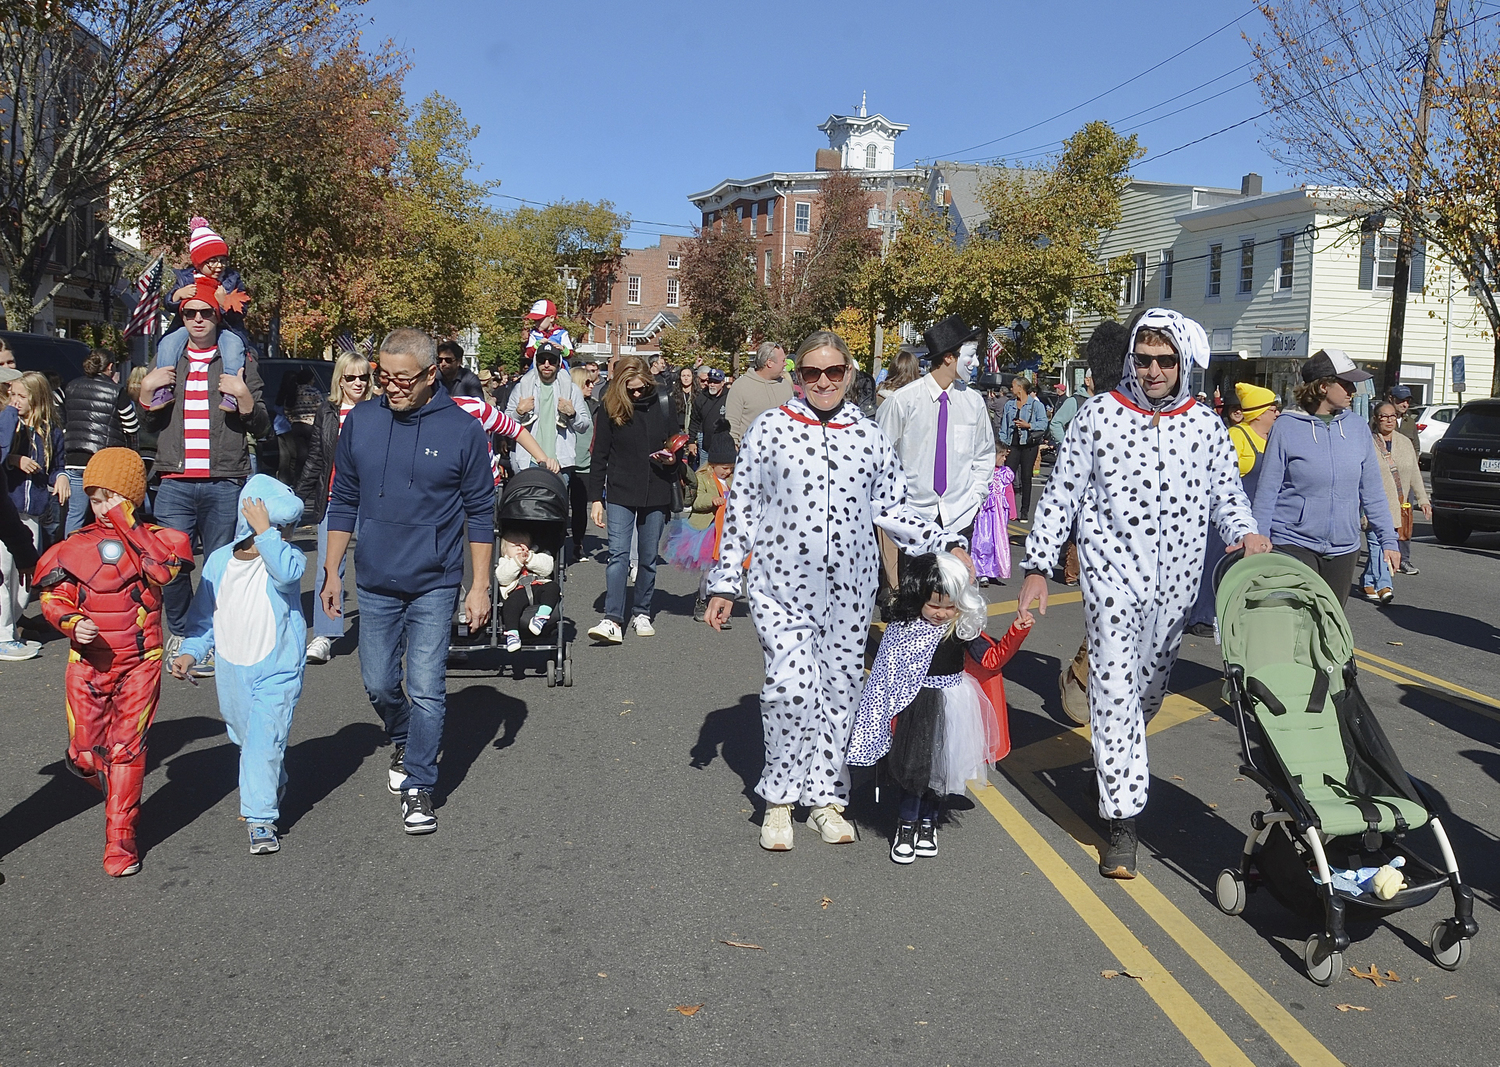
[0,366,22,384]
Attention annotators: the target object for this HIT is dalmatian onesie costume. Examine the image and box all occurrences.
[1022,310,1256,820]
[707,396,954,809]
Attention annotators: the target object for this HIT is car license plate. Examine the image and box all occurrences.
[1483,458,1500,474]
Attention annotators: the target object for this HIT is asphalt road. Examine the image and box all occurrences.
[1,505,1497,1066]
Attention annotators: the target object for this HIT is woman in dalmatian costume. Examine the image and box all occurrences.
[1016,308,1270,879]
[704,331,965,853]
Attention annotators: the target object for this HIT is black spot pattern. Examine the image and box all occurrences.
[1020,394,1256,818]
[706,399,950,807]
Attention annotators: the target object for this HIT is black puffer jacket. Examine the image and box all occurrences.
[295,397,351,524]
[62,374,137,467]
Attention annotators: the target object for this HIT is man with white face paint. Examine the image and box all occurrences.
[1016,308,1271,879]
[876,315,996,544]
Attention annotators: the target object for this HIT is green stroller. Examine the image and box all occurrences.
[1211,552,1477,985]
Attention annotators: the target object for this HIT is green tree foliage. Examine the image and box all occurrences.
[861,121,1140,367]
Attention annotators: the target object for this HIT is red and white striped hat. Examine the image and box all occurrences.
[188,216,229,267]
[525,298,557,320]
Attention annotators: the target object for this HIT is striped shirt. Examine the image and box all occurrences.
[452,394,521,485]
[177,346,216,477]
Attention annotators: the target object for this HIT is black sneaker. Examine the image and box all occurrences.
[890,820,917,865]
[914,819,938,858]
[387,745,406,795]
[693,597,706,622]
[1398,562,1419,575]
[401,789,436,835]
[1099,818,1138,879]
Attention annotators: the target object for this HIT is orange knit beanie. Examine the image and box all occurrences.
[82,448,147,507]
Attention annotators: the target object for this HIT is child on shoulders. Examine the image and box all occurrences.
[153,217,251,409]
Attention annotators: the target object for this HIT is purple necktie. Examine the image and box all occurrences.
[934,391,949,495]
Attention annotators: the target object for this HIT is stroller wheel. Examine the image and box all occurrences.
[1303,935,1342,986]
[1430,921,1471,971]
[546,661,557,687]
[1214,869,1247,916]
[563,656,574,687]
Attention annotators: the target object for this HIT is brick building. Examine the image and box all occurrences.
[575,234,691,360]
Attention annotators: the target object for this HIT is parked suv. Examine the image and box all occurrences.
[1412,403,1460,467]
[1429,398,1500,545]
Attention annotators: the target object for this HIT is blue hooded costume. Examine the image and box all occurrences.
[179,475,306,824]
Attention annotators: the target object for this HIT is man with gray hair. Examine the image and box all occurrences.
[321,327,496,836]
[725,341,792,446]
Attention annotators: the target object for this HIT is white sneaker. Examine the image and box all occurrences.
[808,803,855,844]
[0,640,39,661]
[760,803,794,851]
[630,614,655,637]
[305,636,333,664]
[588,619,623,644]
[503,630,522,653]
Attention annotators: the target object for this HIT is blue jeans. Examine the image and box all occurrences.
[313,516,347,639]
[605,502,667,624]
[154,477,243,635]
[65,468,89,535]
[1362,528,1392,591]
[356,584,459,792]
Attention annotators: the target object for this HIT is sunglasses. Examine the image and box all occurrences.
[342,373,371,383]
[377,368,432,391]
[181,307,217,321]
[626,384,651,397]
[535,354,560,366]
[436,355,459,364]
[1133,353,1180,370]
[797,363,849,385]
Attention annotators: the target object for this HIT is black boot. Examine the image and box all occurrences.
[1099,818,1138,879]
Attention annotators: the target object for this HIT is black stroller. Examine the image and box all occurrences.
[1211,551,1475,984]
[454,467,574,687]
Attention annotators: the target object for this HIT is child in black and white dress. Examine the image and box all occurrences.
[849,551,1030,863]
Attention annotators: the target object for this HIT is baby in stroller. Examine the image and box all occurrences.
[495,531,559,653]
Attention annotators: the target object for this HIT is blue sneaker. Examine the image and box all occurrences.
[248,823,280,855]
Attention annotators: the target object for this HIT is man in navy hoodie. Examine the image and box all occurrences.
[321,328,495,835]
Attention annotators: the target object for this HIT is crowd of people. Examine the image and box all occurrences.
[0,252,1436,878]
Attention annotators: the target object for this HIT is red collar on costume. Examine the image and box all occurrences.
[1110,390,1196,418]
[779,403,854,429]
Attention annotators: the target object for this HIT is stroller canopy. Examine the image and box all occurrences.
[499,467,569,526]
[1216,552,1354,683]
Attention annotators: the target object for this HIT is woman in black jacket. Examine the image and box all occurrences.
[295,352,371,663]
[61,349,138,535]
[586,355,681,644]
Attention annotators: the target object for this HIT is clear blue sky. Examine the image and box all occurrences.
[362,0,1290,248]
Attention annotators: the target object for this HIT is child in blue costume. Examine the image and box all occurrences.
[170,474,305,855]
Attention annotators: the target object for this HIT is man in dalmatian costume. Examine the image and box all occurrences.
[1017,308,1271,879]
[704,331,962,853]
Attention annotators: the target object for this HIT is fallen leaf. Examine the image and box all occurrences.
[1101,969,1147,981]
[597,973,607,978]
[1445,995,1458,1000]
[1335,1004,1369,1012]
[1385,970,1400,982]
[1208,803,1219,810]
[1387,641,1403,646]
[1233,777,1246,782]
[907,945,915,950]
[819,896,833,909]
[1208,715,1221,722]
[673,1004,703,1016]
[619,710,630,716]
[1171,775,1185,781]
[719,940,763,950]
[1348,965,1385,987]
[916,1020,928,1025]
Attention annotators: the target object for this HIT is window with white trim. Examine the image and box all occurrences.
[1127,253,1147,304]
[1238,238,1255,295]
[1160,249,1174,300]
[765,200,774,234]
[1207,243,1223,297]
[666,277,679,307]
[667,252,679,269]
[764,249,772,287]
[1278,233,1294,290]
[750,202,758,228]
[1376,233,1398,288]
[865,144,877,169]
[794,202,810,234]
[793,249,807,270]
[627,275,640,305]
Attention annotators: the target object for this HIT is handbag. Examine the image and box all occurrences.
[1387,441,1412,540]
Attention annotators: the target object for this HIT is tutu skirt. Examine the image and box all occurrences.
[885,674,998,799]
[662,517,717,571]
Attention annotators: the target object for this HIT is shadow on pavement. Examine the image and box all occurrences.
[1377,603,1500,655]
[690,693,764,808]
[0,762,101,861]
[436,684,526,804]
[137,741,239,853]
[280,721,385,831]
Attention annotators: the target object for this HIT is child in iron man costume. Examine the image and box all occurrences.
[32,448,192,876]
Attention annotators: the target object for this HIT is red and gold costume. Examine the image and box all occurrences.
[34,499,191,876]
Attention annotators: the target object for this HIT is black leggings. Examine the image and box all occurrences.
[566,468,589,554]
[1272,543,1360,608]
[500,581,562,632]
[1006,442,1040,520]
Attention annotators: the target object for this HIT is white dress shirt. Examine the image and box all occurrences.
[875,373,996,534]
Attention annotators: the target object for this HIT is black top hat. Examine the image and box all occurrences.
[923,315,981,361]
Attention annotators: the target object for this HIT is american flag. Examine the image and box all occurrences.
[335,332,357,355]
[123,256,164,339]
[985,333,1002,372]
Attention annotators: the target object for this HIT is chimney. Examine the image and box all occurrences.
[944,189,953,206]
[815,148,842,172]
[1241,172,1263,197]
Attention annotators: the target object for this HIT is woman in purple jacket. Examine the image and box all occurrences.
[1250,349,1399,607]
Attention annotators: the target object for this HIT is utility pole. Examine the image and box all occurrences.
[871,174,895,375]
[1382,0,1448,395]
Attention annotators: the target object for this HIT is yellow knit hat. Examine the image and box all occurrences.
[1235,382,1278,415]
[82,447,147,507]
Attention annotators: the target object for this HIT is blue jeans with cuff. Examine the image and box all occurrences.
[356,584,459,792]
[154,476,243,635]
[604,503,667,624]
[1362,528,1392,592]
[313,516,348,639]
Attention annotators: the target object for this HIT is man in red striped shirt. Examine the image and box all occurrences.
[138,279,270,673]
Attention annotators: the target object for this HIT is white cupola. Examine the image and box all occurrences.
[817,93,909,171]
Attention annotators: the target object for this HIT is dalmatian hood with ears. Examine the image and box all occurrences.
[1116,308,1211,411]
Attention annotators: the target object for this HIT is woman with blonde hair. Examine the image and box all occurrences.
[2,371,66,659]
[586,355,682,644]
[703,330,958,851]
[296,352,371,663]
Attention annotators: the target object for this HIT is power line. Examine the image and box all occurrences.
[493,192,695,231]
